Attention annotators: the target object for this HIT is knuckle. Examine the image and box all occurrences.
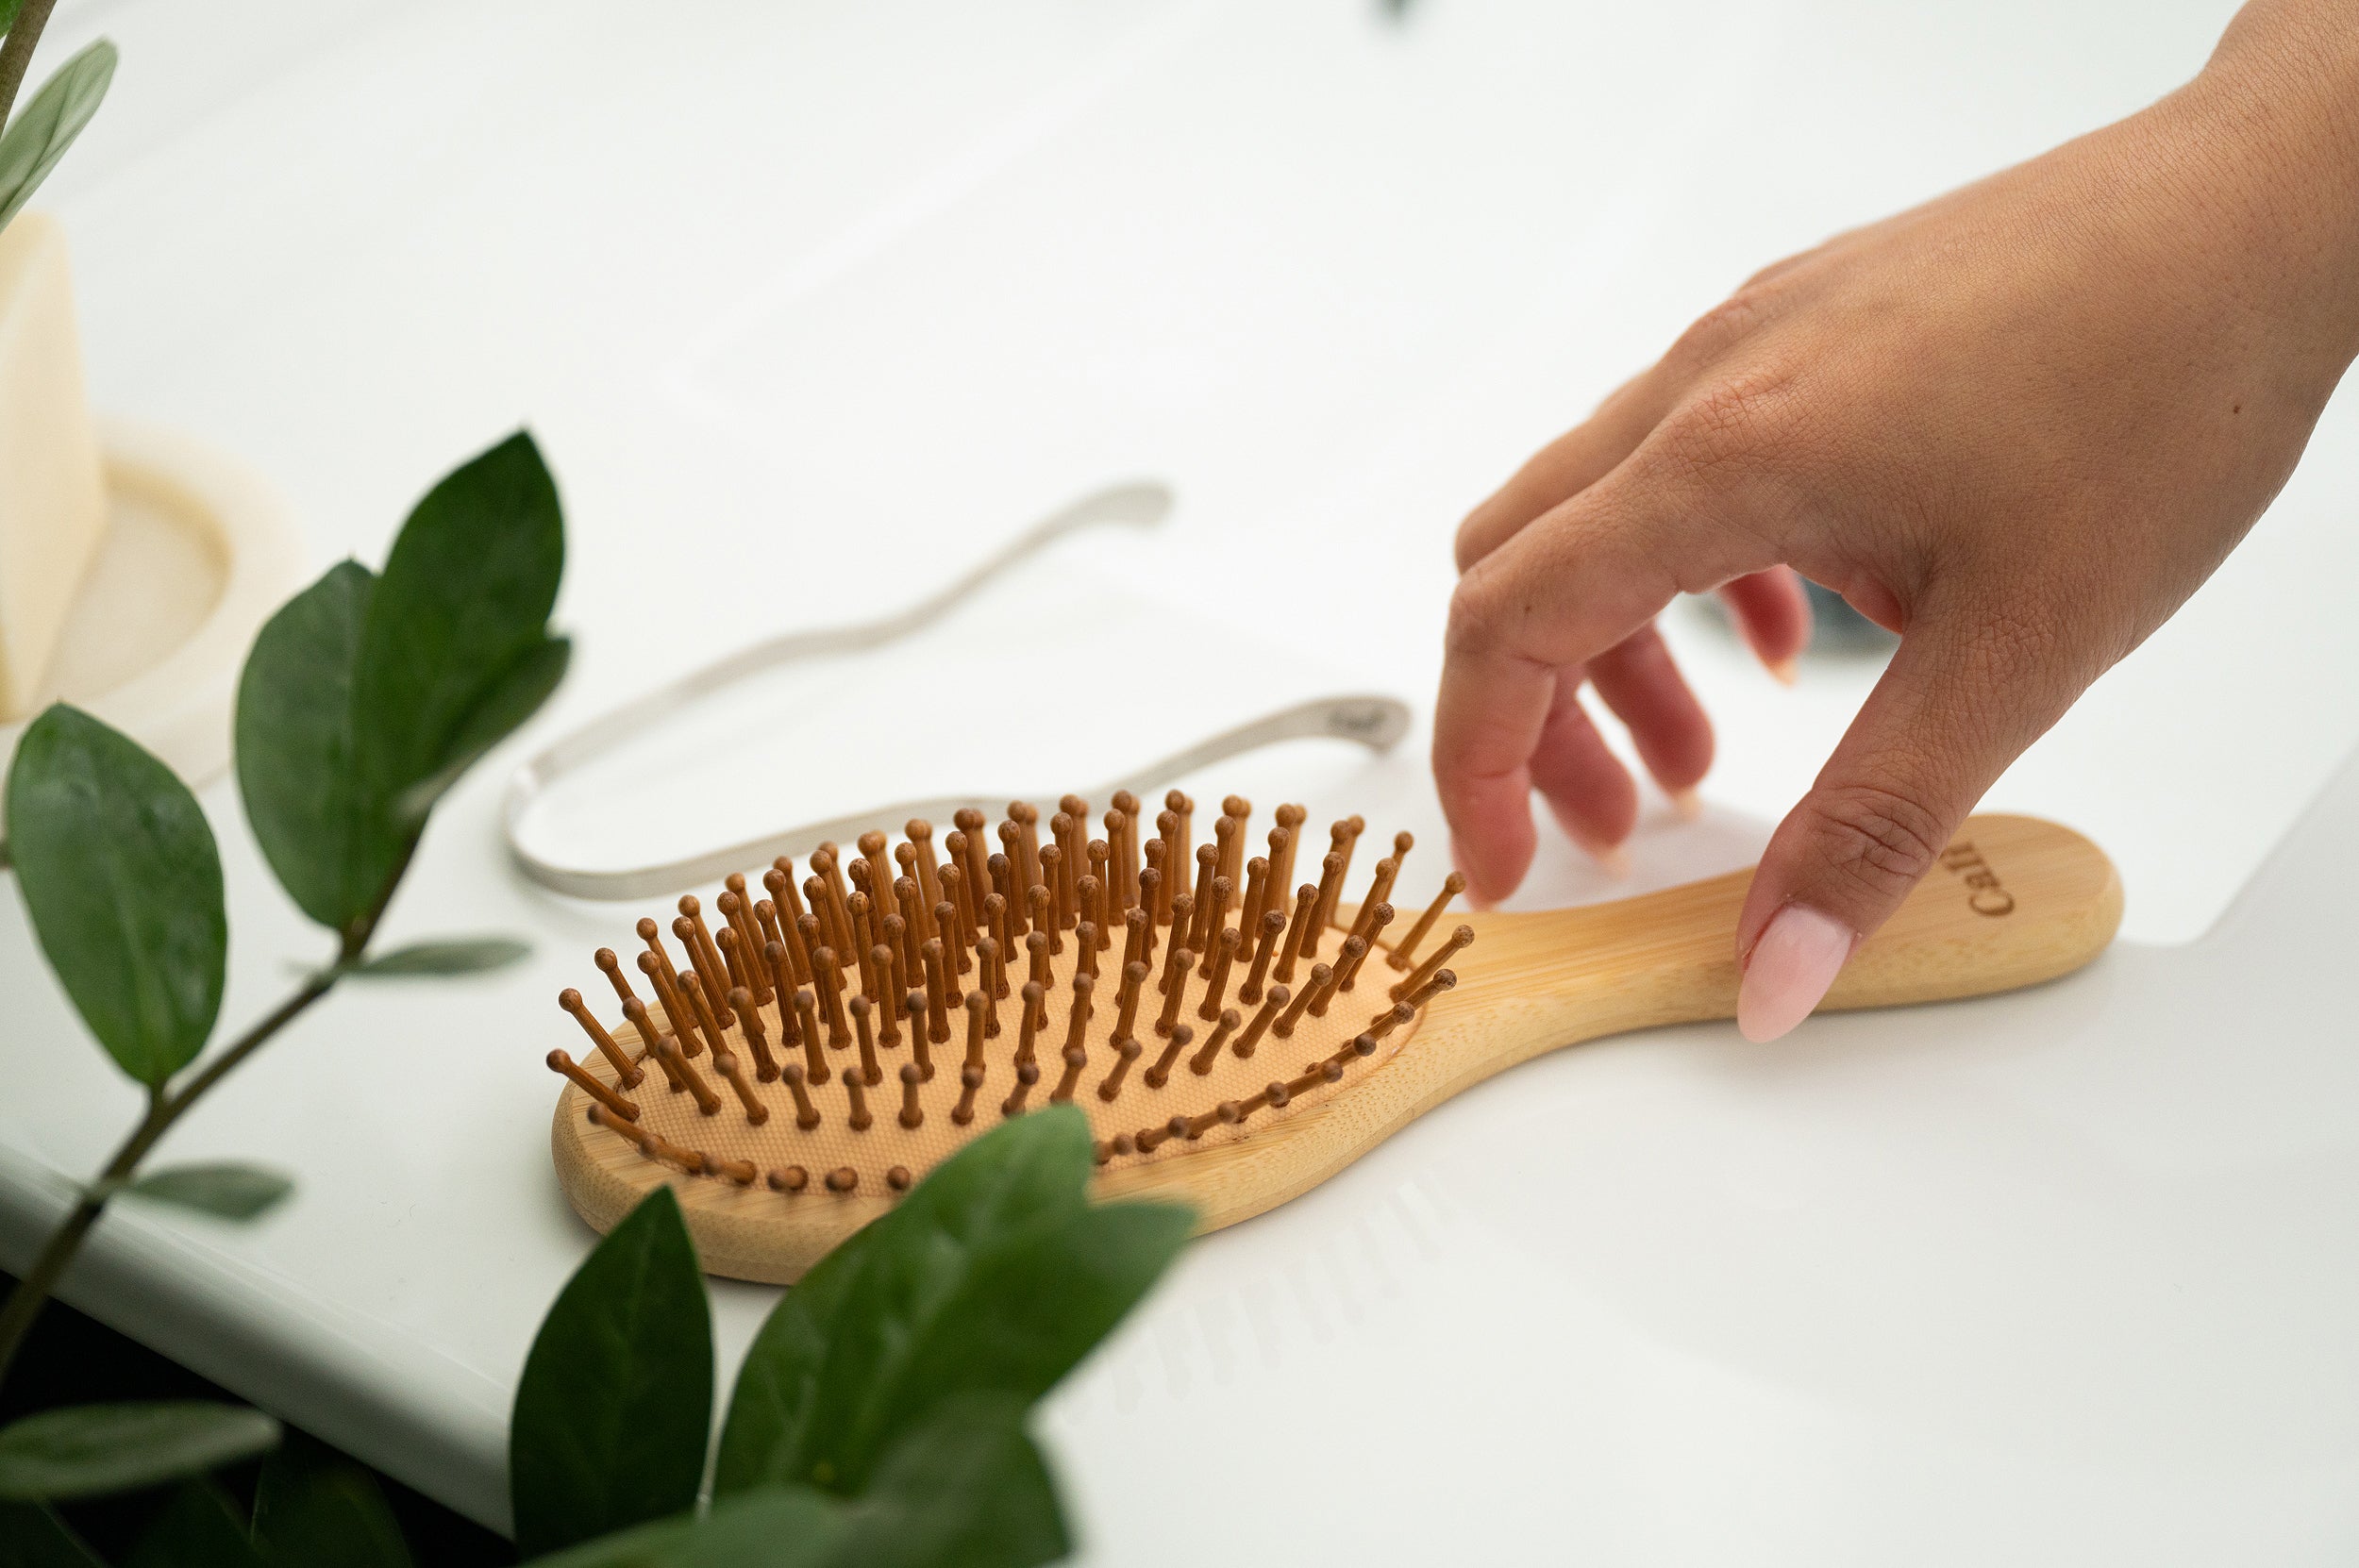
[1651,364,1803,484]
[1802,784,1949,906]
[1665,288,1775,373]
[1736,235,1840,295]
[1444,571,1509,657]
[1452,510,1497,575]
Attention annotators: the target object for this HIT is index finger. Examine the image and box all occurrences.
[1454,369,1672,574]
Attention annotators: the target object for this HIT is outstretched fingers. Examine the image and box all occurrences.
[1718,567,1815,682]
[1435,463,1764,903]
[1586,623,1714,809]
[1527,674,1640,872]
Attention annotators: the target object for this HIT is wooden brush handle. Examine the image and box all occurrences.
[1100,812,2120,1230]
[1424,811,2122,1104]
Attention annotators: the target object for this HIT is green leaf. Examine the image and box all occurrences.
[251,1430,413,1568]
[510,1185,711,1558]
[0,40,115,232]
[123,1162,294,1222]
[713,1106,1192,1498]
[124,1482,265,1568]
[519,1404,1068,1568]
[233,436,565,934]
[6,706,227,1087]
[520,1489,847,1568]
[235,560,374,931]
[0,1501,106,1568]
[833,1395,1068,1568]
[392,633,570,824]
[0,2,24,40]
[352,431,563,839]
[349,935,530,977]
[0,1403,279,1503]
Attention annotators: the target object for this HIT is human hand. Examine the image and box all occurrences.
[1434,3,2359,1039]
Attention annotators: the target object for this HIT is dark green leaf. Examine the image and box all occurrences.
[251,1430,413,1568]
[351,430,562,852]
[524,1395,1071,1556]
[0,40,115,231]
[392,634,570,824]
[521,1401,1067,1568]
[0,1403,278,1503]
[0,2,24,39]
[520,1489,846,1568]
[511,1185,711,1557]
[349,936,530,977]
[124,1482,265,1568]
[7,706,226,1086]
[123,1162,294,1222]
[235,560,374,931]
[713,1107,1191,1497]
[0,1501,106,1568]
[833,1395,1067,1568]
[235,434,565,935]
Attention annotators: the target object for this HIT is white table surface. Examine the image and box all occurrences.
[7,0,2359,1560]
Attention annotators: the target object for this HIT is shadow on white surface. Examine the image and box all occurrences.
[1043,747,2359,1566]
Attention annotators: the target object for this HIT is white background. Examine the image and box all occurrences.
[3,0,2355,1560]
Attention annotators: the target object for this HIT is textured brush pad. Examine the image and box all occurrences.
[546,789,1469,1273]
[578,922,1427,1188]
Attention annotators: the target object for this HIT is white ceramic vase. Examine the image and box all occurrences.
[0,211,304,790]
[0,210,109,723]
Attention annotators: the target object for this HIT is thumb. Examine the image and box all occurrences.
[1732,610,2076,1041]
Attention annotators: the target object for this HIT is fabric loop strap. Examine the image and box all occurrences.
[502,481,1411,900]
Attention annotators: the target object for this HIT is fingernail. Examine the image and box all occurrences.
[1736,904,1854,1042]
[1669,789,1703,822]
[1765,657,1799,688]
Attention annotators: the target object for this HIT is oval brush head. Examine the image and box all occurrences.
[549,792,1457,1281]
[547,796,2122,1283]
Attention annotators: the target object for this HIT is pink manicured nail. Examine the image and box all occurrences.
[1668,789,1703,822]
[1765,657,1799,687]
[1737,904,1854,1042]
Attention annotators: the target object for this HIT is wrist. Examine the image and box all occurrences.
[2200,2,2359,186]
[2205,0,2359,101]
[2144,7,2359,377]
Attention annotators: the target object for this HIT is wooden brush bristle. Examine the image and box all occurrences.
[547,796,1466,1207]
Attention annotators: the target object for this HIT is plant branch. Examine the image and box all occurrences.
[0,968,337,1385]
[0,860,410,1387]
[0,0,59,133]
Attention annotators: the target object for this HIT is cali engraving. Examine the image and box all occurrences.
[1938,841,2014,917]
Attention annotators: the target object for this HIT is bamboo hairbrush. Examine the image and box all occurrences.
[544,792,2120,1282]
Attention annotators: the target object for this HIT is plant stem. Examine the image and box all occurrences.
[153,959,345,1129]
[0,891,393,1388]
[0,964,342,1386]
[0,0,59,132]
[0,809,423,1393]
